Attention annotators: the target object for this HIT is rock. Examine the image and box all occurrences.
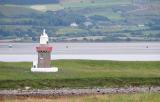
[25,86,31,90]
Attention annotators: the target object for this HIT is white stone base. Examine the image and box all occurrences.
[31,67,58,72]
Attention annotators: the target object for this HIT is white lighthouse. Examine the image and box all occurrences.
[31,29,58,72]
[40,29,49,44]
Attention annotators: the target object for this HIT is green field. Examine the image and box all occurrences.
[1,93,160,102]
[0,5,41,16]
[56,27,88,35]
[0,0,132,13]
[0,60,160,89]
[29,4,64,12]
[28,0,131,12]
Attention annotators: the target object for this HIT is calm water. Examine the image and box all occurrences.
[0,42,160,54]
[0,43,160,61]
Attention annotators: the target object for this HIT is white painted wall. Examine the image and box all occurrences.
[40,29,49,44]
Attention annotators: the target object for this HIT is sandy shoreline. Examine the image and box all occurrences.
[0,87,160,97]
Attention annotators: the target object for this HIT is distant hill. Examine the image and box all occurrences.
[0,0,160,42]
[0,0,59,5]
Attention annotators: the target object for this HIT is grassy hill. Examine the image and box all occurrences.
[0,0,160,42]
[0,60,160,89]
[0,5,41,17]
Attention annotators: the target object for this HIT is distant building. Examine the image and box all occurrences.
[138,24,145,27]
[70,22,78,27]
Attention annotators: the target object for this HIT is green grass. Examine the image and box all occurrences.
[0,5,41,17]
[86,11,123,20]
[1,93,160,102]
[7,0,132,12]
[63,0,131,8]
[0,60,160,89]
[29,4,64,12]
[0,25,32,33]
[56,27,88,35]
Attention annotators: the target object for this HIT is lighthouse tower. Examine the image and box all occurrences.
[31,29,58,72]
